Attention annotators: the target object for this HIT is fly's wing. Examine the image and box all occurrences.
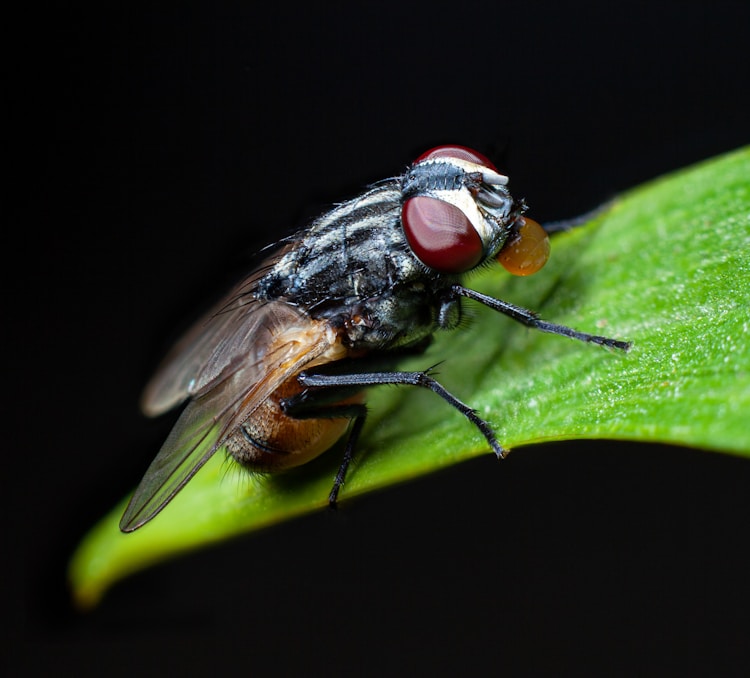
[140,246,293,417]
[120,300,338,532]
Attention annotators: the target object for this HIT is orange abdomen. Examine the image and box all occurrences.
[224,376,362,472]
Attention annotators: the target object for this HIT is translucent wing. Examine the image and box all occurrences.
[120,299,338,532]
[140,246,293,417]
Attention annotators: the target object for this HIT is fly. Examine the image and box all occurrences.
[120,144,631,532]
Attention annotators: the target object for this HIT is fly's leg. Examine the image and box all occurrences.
[296,369,504,458]
[285,368,506,505]
[329,413,366,505]
[453,285,632,351]
[279,390,368,505]
[283,368,505,506]
[541,200,616,234]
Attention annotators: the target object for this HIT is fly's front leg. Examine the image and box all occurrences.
[453,285,632,351]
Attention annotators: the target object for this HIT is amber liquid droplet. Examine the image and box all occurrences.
[497,217,550,276]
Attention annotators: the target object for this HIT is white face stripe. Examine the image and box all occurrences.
[430,187,497,246]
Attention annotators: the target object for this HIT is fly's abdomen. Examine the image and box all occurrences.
[225,377,361,472]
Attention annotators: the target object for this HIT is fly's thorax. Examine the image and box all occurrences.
[256,181,406,305]
[322,278,463,351]
[255,180,460,350]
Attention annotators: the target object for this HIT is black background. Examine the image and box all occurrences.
[14,1,750,675]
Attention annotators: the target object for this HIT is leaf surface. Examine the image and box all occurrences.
[70,147,750,608]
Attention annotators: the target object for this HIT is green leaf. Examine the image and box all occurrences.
[70,146,750,608]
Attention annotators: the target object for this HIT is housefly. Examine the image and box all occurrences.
[120,145,630,532]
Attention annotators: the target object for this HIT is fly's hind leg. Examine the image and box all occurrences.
[280,387,368,506]
[285,367,506,506]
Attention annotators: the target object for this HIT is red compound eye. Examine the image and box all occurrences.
[402,196,484,273]
[414,144,498,171]
[497,217,550,276]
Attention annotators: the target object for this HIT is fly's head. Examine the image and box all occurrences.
[400,145,550,277]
